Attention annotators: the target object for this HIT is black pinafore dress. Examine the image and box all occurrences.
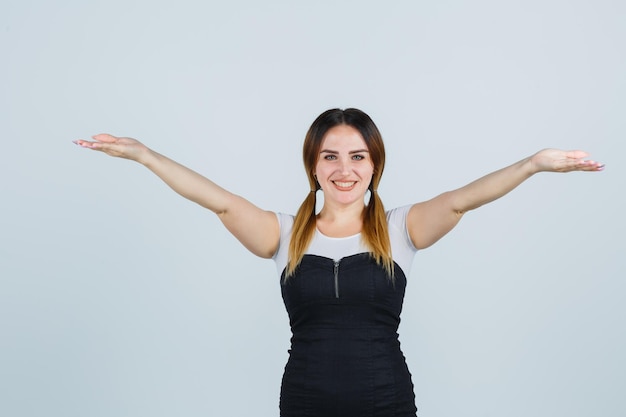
[279,253,417,417]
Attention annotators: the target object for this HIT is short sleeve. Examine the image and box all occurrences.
[386,205,418,277]
[272,212,294,276]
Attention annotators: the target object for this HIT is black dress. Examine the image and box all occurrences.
[279,253,418,417]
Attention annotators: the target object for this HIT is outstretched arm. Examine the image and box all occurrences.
[74,134,279,258]
[407,149,604,250]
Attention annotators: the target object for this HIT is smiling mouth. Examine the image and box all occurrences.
[332,181,357,189]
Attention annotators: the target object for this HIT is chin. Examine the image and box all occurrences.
[332,194,367,206]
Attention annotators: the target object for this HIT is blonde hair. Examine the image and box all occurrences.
[286,108,393,277]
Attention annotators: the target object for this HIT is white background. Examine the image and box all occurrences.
[1,1,624,416]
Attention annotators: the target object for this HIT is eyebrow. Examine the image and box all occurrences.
[319,149,369,154]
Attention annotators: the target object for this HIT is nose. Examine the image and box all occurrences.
[339,157,351,175]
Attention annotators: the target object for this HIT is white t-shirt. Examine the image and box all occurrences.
[273,205,418,277]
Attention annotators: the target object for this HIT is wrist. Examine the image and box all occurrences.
[137,146,158,167]
[526,154,541,176]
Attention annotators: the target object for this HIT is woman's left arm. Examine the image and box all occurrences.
[407,149,604,250]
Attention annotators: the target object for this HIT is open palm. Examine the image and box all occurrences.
[74,134,147,162]
[531,148,604,173]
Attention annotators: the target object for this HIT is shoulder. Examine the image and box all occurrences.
[272,213,294,271]
[386,204,413,227]
[276,212,294,231]
[385,205,418,276]
[386,204,418,253]
[275,212,295,251]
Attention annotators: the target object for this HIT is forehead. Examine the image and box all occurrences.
[320,125,367,150]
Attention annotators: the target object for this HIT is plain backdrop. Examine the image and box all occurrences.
[1,1,624,416]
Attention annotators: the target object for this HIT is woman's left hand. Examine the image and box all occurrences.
[530,149,605,173]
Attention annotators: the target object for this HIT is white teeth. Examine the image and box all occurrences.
[334,181,356,188]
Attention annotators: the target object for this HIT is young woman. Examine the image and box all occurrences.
[74,108,604,417]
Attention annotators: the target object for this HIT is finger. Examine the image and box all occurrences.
[566,150,589,160]
[92,133,119,143]
[74,138,117,152]
[73,139,99,149]
[582,161,605,171]
[572,159,605,172]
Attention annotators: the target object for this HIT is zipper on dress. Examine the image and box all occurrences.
[333,259,340,298]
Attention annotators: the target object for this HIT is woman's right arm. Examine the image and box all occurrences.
[75,134,279,258]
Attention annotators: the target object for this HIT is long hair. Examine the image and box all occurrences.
[286,108,393,277]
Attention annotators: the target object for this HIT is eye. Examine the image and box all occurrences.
[352,154,365,161]
[324,154,337,160]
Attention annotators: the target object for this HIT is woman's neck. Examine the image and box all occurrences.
[316,203,365,238]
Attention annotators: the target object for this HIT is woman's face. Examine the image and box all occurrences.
[314,124,374,208]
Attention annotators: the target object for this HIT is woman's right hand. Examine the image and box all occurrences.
[74,132,280,258]
[74,134,149,163]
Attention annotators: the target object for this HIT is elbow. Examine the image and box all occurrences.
[449,193,485,215]
[444,191,472,217]
[454,203,481,216]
